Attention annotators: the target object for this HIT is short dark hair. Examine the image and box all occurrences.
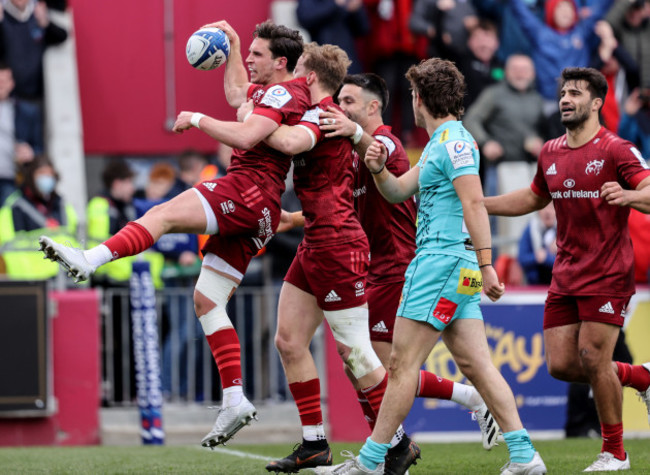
[253,20,304,72]
[341,73,389,114]
[560,67,608,103]
[102,159,134,190]
[406,58,465,120]
[178,149,207,173]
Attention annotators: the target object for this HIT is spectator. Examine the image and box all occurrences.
[509,0,613,113]
[455,19,503,109]
[619,87,650,158]
[296,0,369,73]
[409,0,478,61]
[605,0,650,93]
[0,0,68,154]
[135,162,177,202]
[464,53,545,252]
[0,63,15,205]
[517,203,557,285]
[0,154,78,280]
[178,149,208,187]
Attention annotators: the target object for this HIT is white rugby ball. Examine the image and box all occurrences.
[186,27,230,71]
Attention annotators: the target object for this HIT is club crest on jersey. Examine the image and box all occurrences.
[457,267,483,295]
[445,140,474,169]
[563,178,575,188]
[585,160,604,175]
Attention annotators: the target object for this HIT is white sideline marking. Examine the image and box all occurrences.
[208,446,272,462]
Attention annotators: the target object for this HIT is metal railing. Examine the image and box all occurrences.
[99,283,326,407]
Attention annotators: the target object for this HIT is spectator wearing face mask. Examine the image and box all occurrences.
[0,154,79,279]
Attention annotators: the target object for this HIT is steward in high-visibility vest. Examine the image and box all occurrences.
[0,157,80,280]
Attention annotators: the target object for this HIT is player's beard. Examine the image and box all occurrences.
[561,104,590,130]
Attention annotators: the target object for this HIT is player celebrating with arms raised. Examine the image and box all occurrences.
[40,20,310,448]
[486,67,650,472]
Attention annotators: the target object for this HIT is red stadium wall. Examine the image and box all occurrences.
[67,0,273,155]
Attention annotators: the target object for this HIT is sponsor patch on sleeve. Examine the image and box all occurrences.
[300,107,321,125]
[457,267,483,295]
[260,85,293,109]
[630,146,650,169]
[445,140,475,169]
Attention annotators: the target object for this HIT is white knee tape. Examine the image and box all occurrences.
[196,267,237,335]
[324,306,382,379]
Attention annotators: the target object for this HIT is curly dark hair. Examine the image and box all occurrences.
[560,67,608,105]
[406,58,465,120]
[253,20,304,72]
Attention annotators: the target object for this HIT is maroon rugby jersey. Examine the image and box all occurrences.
[354,125,417,284]
[227,77,311,206]
[293,97,366,248]
[531,127,650,296]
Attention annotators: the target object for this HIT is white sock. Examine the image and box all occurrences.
[389,425,405,448]
[451,383,483,411]
[222,386,243,407]
[303,423,326,441]
[83,244,113,268]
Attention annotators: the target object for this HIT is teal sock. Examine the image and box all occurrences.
[359,437,391,470]
[503,429,536,463]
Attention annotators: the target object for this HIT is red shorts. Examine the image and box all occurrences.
[367,280,404,343]
[543,291,631,330]
[284,239,369,311]
[196,173,280,275]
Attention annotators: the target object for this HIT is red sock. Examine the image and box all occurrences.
[356,389,376,430]
[103,221,154,259]
[361,373,388,418]
[206,328,242,389]
[289,379,323,426]
[416,370,454,399]
[616,362,650,391]
[601,422,625,460]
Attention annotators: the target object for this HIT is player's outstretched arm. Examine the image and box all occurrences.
[454,174,505,302]
[319,107,374,156]
[365,141,419,203]
[601,176,650,213]
[202,20,250,108]
[265,124,316,155]
[484,187,549,217]
[173,111,277,150]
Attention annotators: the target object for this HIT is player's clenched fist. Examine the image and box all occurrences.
[364,140,387,174]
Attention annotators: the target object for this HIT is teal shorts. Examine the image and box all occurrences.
[397,253,484,331]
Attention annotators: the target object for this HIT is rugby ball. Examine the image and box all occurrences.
[186,27,230,71]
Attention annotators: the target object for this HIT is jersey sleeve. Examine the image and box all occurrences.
[614,141,650,189]
[531,146,551,198]
[376,134,410,176]
[438,139,479,181]
[252,83,304,125]
[296,106,323,142]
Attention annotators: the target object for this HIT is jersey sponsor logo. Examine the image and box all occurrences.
[375,135,396,156]
[445,140,475,169]
[354,280,365,297]
[293,157,306,167]
[550,189,600,199]
[432,297,457,325]
[563,178,575,188]
[546,163,557,175]
[372,321,389,333]
[300,107,321,125]
[260,85,293,109]
[630,146,650,169]
[353,185,366,198]
[203,182,217,192]
[220,200,235,214]
[599,301,615,314]
[439,128,449,143]
[324,290,342,303]
[585,160,604,175]
[457,267,483,295]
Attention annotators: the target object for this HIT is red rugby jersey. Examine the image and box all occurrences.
[354,125,417,284]
[531,126,650,296]
[227,77,311,206]
[292,97,366,248]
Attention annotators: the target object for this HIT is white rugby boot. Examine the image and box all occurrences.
[316,451,383,474]
[637,362,650,426]
[500,452,547,474]
[39,236,96,283]
[473,403,500,450]
[201,395,257,447]
[583,452,630,472]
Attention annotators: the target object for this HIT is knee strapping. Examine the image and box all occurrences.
[195,268,237,335]
[324,306,382,379]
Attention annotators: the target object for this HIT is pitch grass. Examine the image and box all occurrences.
[0,439,648,474]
